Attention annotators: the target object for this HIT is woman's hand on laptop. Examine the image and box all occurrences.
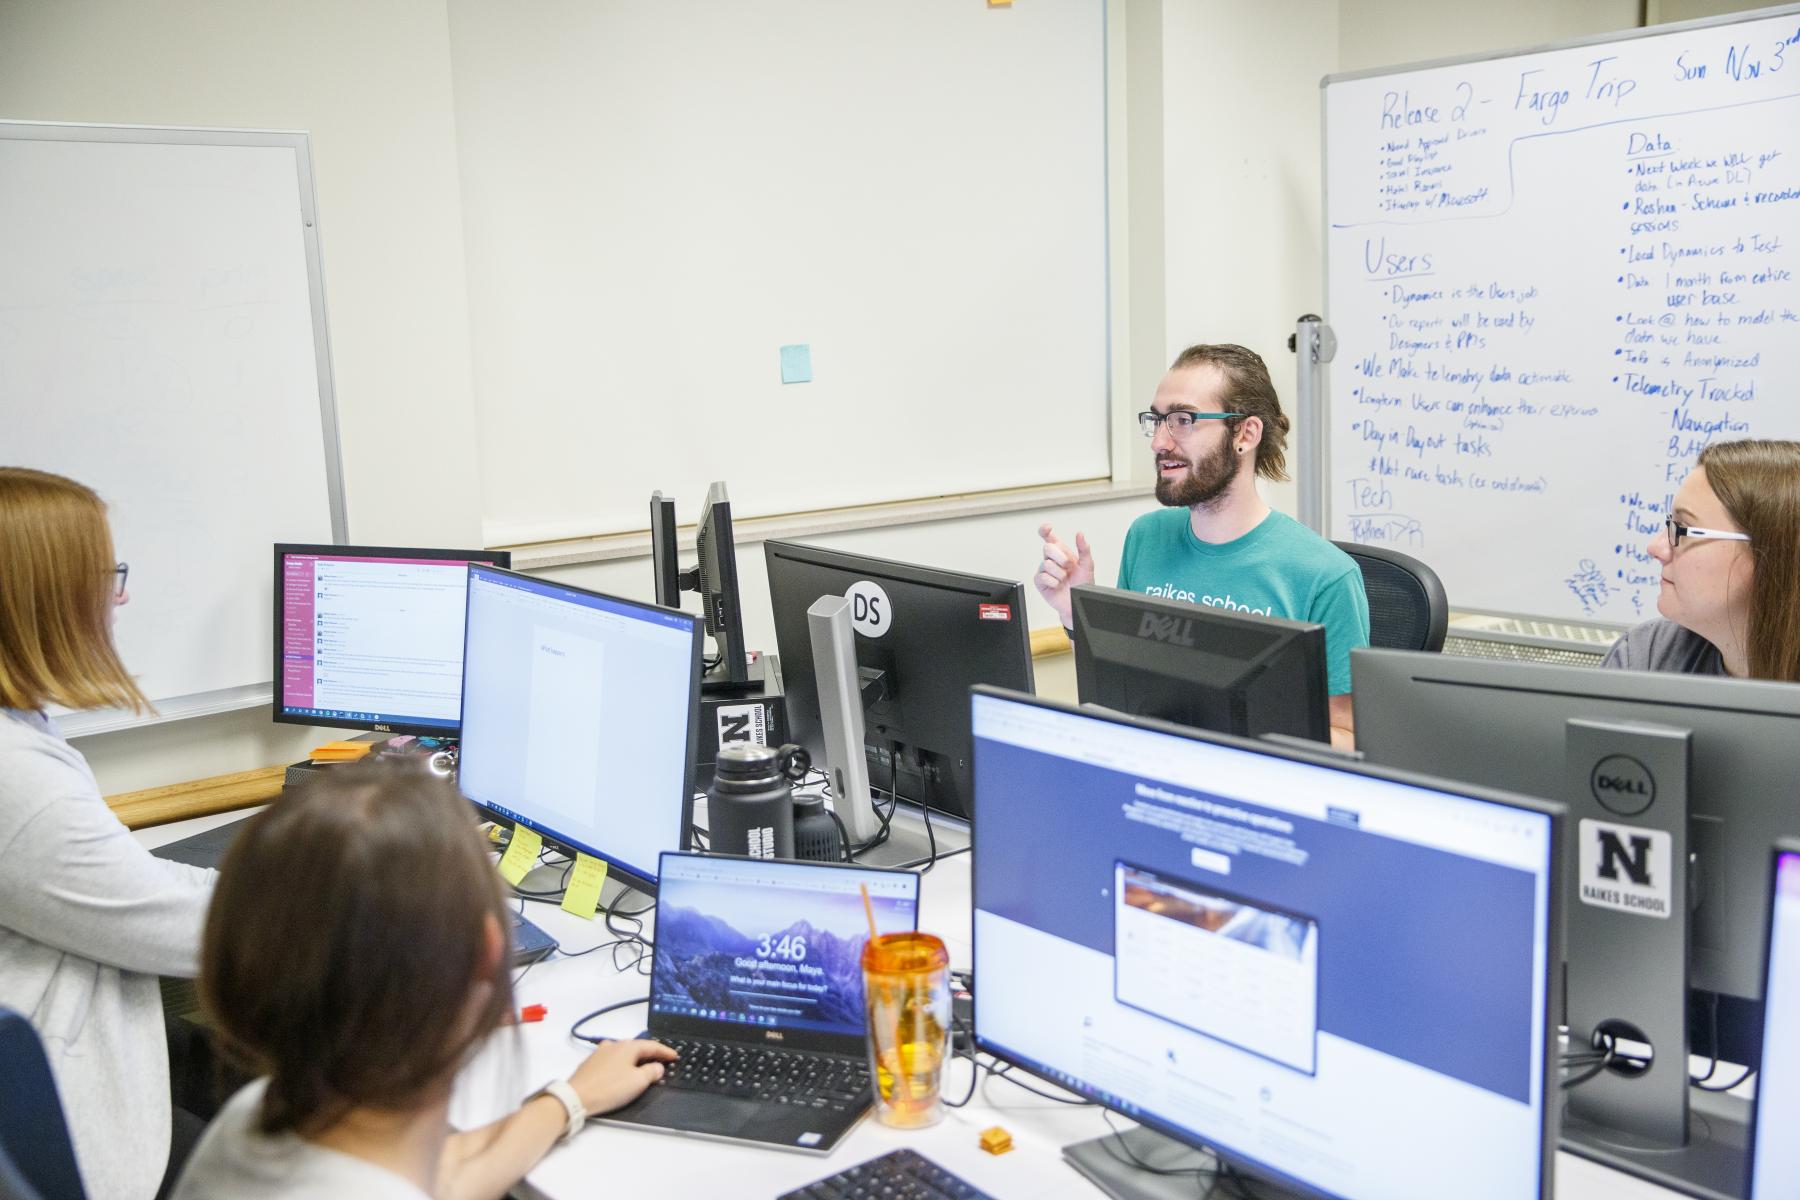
[572,1037,680,1114]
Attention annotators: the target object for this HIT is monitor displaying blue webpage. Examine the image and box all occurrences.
[971,693,1555,1200]
[1751,849,1800,1197]
[458,567,698,884]
[650,854,918,1036]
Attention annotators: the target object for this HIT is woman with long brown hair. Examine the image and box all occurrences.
[1604,439,1800,681]
[0,467,215,1200]
[174,762,673,1199]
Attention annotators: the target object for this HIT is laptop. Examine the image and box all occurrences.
[151,811,558,967]
[599,851,920,1154]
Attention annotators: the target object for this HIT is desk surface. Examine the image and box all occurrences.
[423,845,1689,1200]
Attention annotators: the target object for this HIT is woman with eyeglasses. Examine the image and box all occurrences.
[0,467,216,1200]
[1603,439,1800,681]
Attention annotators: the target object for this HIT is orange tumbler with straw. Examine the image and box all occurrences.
[861,930,951,1128]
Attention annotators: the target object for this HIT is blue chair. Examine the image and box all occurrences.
[0,1009,86,1200]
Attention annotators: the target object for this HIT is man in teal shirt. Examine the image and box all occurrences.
[1036,343,1370,747]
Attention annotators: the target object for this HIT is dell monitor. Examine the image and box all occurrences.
[970,687,1560,1200]
[1353,648,1800,1197]
[647,482,752,692]
[274,543,511,735]
[1749,840,1800,1198]
[764,539,1035,830]
[1069,584,1330,742]
[456,564,702,894]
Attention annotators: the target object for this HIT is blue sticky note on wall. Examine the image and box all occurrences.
[780,344,812,384]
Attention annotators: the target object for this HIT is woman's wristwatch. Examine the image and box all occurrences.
[532,1078,587,1143]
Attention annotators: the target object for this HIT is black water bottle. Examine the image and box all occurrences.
[709,743,810,860]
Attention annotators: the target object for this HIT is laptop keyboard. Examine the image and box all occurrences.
[656,1036,871,1110]
[779,1149,996,1200]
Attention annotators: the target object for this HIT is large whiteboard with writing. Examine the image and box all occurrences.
[0,123,344,735]
[1323,5,1800,624]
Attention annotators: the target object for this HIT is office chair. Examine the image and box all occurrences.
[0,1009,87,1200]
[1333,541,1448,653]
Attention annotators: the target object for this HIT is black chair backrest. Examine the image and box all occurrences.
[0,1011,87,1200]
[1333,541,1448,654]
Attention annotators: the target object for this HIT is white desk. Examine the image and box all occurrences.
[424,848,1695,1200]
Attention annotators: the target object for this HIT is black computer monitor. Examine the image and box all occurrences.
[1069,584,1329,742]
[456,564,702,894]
[649,491,681,609]
[970,686,1560,1200]
[1353,648,1800,1195]
[1749,839,1800,1197]
[693,482,749,690]
[647,482,750,692]
[273,543,511,736]
[764,539,1035,823]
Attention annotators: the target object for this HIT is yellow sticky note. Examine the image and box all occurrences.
[498,825,543,887]
[561,853,609,920]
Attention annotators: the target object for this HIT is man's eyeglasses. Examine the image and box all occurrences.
[1664,518,1750,550]
[113,562,129,598]
[1138,410,1245,437]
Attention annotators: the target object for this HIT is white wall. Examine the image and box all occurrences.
[2,0,1666,795]
[0,0,482,791]
[1338,0,1639,75]
[1159,1,1341,520]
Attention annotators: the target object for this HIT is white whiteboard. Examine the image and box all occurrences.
[449,0,1111,546]
[1323,5,1800,624]
[0,123,344,735]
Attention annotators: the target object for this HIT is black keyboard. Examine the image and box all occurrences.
[779,1149,996,1200]
[656,1036,871,1109]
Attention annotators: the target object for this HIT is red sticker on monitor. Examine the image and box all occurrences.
[978,604,1013,622]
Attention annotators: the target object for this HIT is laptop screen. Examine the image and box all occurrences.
[1751,848,1800,1196]
[650,853,920,1049]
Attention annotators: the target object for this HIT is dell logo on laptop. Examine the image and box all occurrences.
[764,1030,784,1042]
[1136,611,1196,648]
[1590,754,1655,816]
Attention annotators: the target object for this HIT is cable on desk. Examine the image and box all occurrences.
[1694,1064,1756,1093]
[570,996,651,1044]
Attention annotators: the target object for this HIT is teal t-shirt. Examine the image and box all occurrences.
[1116,508,1371,695]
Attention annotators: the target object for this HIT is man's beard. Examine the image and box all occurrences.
[1154,437,1240,508]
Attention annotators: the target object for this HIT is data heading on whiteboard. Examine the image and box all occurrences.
[1324,9,1800,624]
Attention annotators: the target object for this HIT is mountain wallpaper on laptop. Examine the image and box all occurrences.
[655,906,873,1033]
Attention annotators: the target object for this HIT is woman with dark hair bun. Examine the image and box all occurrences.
[173,762,674,1200]
[1604,439,1800,682]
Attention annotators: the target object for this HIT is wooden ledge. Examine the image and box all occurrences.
[1030,625,1072,658]
[107,765,286,831]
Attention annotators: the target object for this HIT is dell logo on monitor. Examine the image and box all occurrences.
[1136,611,1196,648]
[1590,754,1655,816]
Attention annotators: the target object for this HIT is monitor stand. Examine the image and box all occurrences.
[1063,1127,1307,1200]
[1562,1088,1749,1200]
[1555,717,1748,1200]
[701,652,767,695]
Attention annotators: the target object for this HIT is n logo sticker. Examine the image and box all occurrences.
[1577,818,1672,919]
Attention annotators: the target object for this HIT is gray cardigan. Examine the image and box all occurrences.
[0,709,215,1200]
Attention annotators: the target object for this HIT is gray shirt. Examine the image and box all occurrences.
[0,709,215,1200]
[172,1080,431,1200]
[1600,618,1727,676]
